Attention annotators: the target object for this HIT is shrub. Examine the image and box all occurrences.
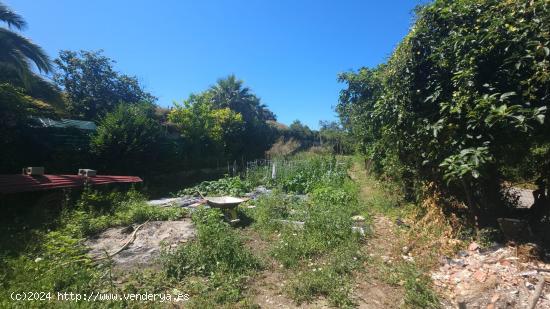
[162,208,259,279]
[65,188,185,237]
[177,176,253,197]
[91,102,163,175]
[337,0,550,218]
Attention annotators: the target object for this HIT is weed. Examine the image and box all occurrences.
[288,267,354,307]
[1,188,187,308]
[161,207,260,307]
[247,191,309,233]
[178,176,253,196]
[162,207,260,278]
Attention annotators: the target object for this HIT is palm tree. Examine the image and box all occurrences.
[0,2,51,83]
[209,74,274,123]
[0,2,63,110]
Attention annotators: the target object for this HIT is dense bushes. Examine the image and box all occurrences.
[91,103,164,174]
[0,42,282,179]
[338,0,550,221]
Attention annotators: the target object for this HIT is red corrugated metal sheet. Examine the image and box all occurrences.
[0,174,142,194]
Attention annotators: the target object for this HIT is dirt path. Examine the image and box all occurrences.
[352,216,405,308]
[244,162,407,308]
[349,163,406,308]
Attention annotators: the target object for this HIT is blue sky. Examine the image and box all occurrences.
[7,0,424,129]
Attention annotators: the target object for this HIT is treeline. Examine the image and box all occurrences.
[337,0,549,224]
[1,47,279,176]
[0,1,348,181]
[0,1,277,177]
[275,120,353,155]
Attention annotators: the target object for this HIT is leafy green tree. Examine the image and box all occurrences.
[337,67,385,162]
[338,0,550,220]
[53,50,156,120]
[91,103,163,174]
[288,120,314,142]
[0,2,51,84]
[168,92,244,162]
[209,74,275,123]
[208,75,277,158]
[0,2,63,111]
[319,121,352,154]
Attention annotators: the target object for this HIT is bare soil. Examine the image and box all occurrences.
[85,219,195,269]
[348,163,406,308]
[352,215,405,308]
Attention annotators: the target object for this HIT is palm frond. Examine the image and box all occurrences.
[0,2,26,30]
[0,28,52,73]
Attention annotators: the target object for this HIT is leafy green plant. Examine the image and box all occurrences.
[337,0,550,217]
[66,188,185,237]
[287,267,354,308]
[439,146,491,185]
[91,102,163,175]
[286,243,361,308]
[178,176,253,197]
[162,208,260,279]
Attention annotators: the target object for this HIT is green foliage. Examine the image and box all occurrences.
[337,0,550,216]
[250,191,310,232]
[0,83,60,172]
[160,197,263,307]
[245,156,358,265]
[318,120,354,154]
[288,120,315,142]
[380,261,439,309]
[162,208,260,278]
[288,267,354,307]
[287,245,361,308]
[182,273,257,308]
[439,146,491,185]
[209,74,275,123]
[0,187,185,308]
[206,74,278,158]
[276,156,349,194]
[241,154,363,305]
[54,50,156,120]
[91,103,163,174]
[178,176,253,196]
[272,208,356,269]
[0,2,52,85]
[1,235,99,308]
[167,74,279,168]
[169,93,244,160]
[66,187,185,237]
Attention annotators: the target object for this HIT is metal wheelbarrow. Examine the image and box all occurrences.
[204,196,248,224]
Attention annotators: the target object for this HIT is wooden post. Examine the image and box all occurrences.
[272,162,276,179]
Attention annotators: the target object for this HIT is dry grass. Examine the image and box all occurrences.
[266,137,301,159]
[403,193,465,269]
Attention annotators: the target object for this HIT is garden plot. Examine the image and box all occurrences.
[86,219,195,269]
[147,186,273,209]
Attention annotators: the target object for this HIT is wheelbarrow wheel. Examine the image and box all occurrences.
[222,208,240,225]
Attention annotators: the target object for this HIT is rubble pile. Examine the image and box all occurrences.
[431,242,550,308]
[244,186,272,200]
[147,196,203,208]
